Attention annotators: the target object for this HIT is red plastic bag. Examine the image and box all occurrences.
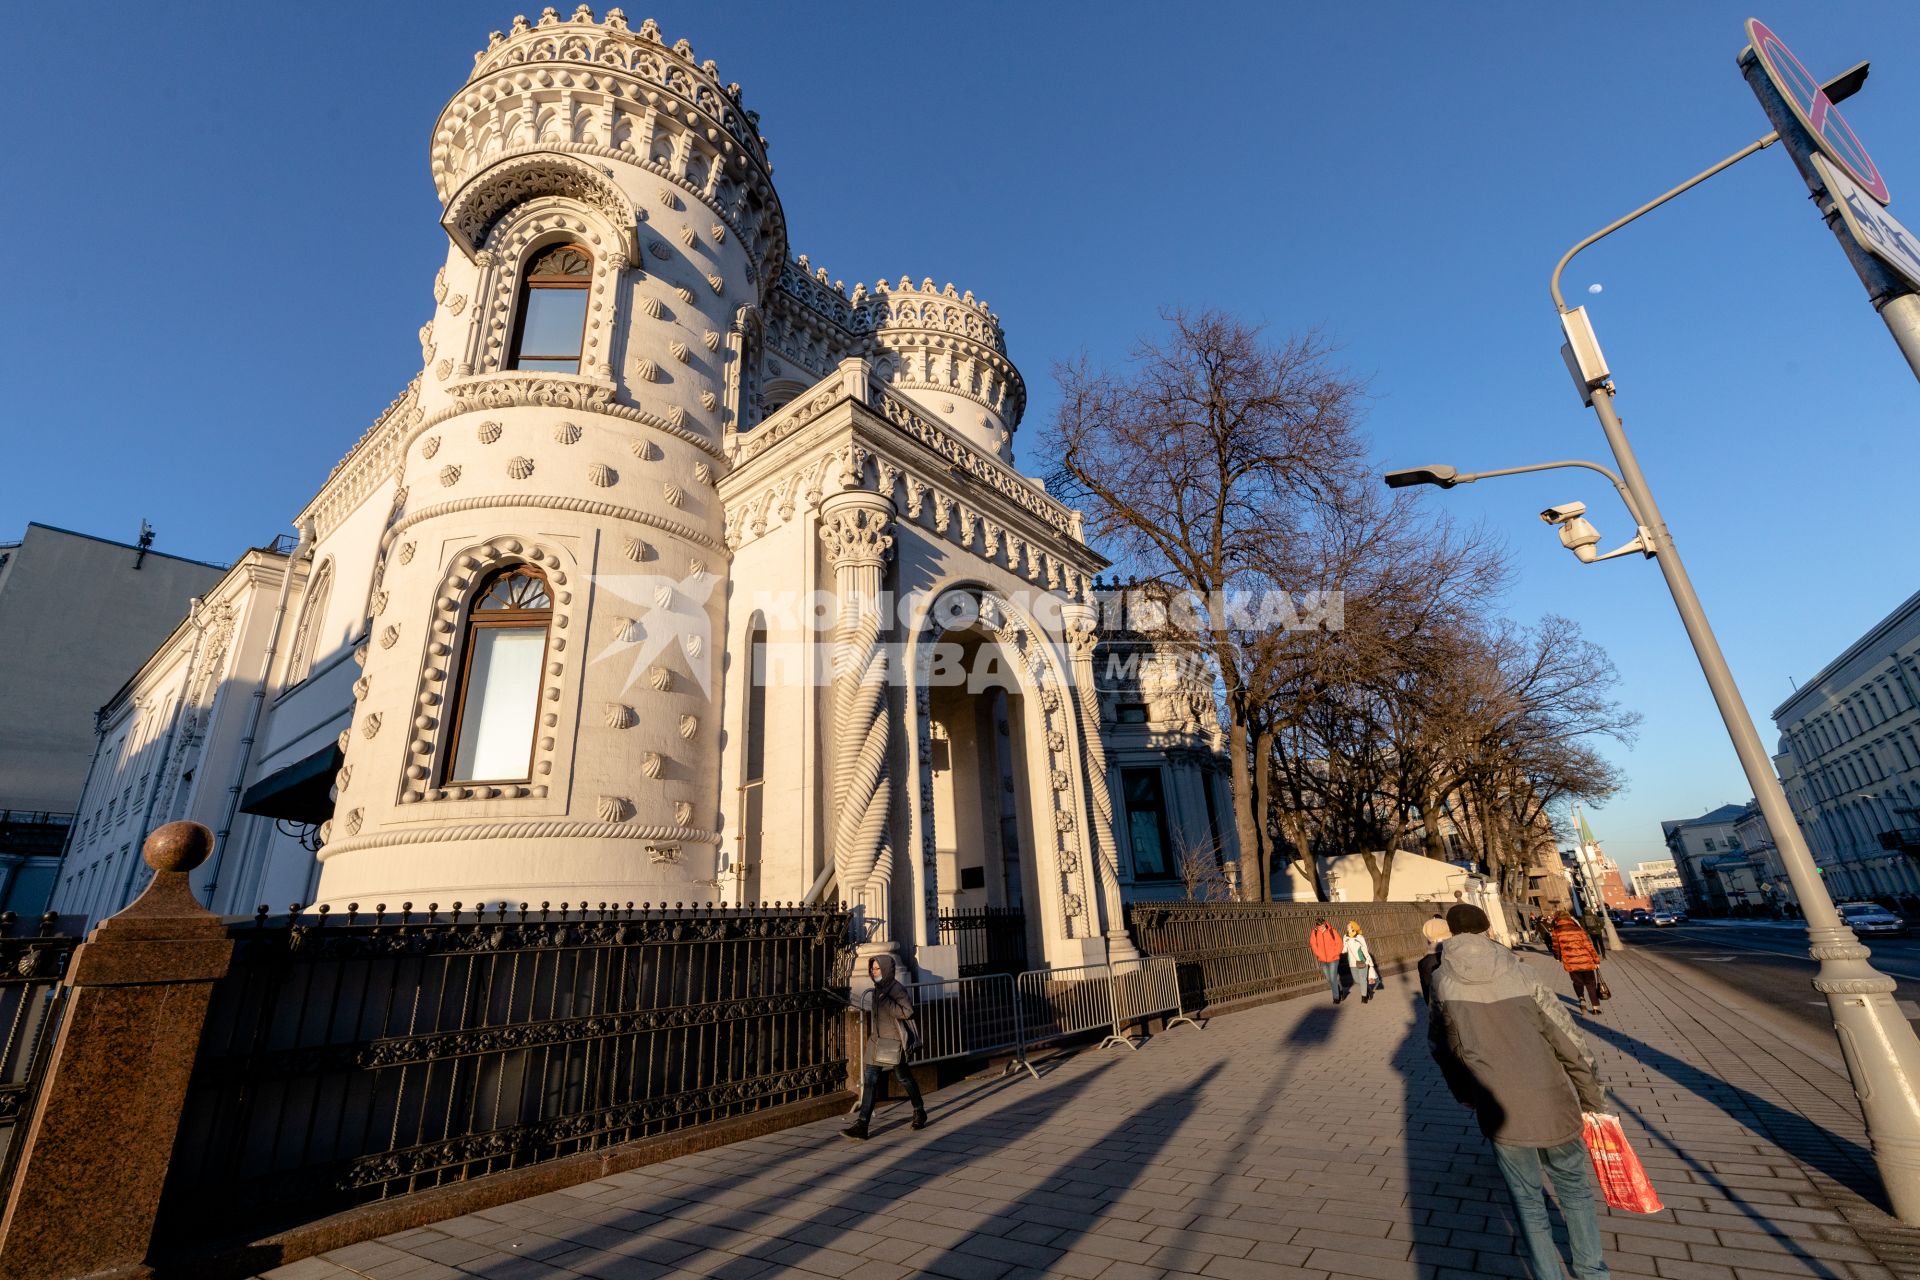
[1583,1112,1663,1213]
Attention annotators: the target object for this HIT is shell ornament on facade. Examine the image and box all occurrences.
[647,239,672,261]
[670,340,689,363]
[371,590,388,616]
[663,483,683,507]
[507,456,536,479]
[552,422,582,445]
[380,625,400,650]
[597,795,634,823]
[677,714,698,740]
[633,358,659,382]
[677,225,696,247]
[343,808,365,837]
[421,435,442,459]
[693,461,714,485]
[642,296,665,319]
[699,391,718,411]
[623,536,649,562]
[705,273,724,295]
[648,665,671,691]
[476,420,503,444]
[336,765,352,792]
[353,675,372,701]
[701,330,720,353]
[362,713,383,740]
[642,751,663,779]
[438,464,462,487]
[672,283,695,304]
[397,541,416,564]
[604,702,638,729]
[614,616,644,643]
[587,463,618,487]
[665,405,686,427]
[673,801,694,827]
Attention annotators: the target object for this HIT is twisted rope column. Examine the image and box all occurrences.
[820,491,895,946]
[1064,604,1139,961]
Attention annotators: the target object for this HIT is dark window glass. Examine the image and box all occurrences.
[1117,703,1149,724]
[1123,767,1174,879]
[509,244,591,374]
[744,627,768,782]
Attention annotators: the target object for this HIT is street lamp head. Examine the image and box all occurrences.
[1384,464,1460,490]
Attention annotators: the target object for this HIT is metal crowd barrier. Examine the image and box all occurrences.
[871,953,1203,1084]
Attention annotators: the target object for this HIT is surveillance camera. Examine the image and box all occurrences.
[1539,501,1588,525]
[1556,517,1603,562]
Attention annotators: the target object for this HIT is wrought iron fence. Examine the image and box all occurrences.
[157,901,851,1246]
[0,913,78,1205]
[936,906,1028,977]
[1126,900,1433,1011]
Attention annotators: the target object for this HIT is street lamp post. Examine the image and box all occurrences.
[1388,141,1920,1222]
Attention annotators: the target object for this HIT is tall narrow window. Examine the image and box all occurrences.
[508,244,591,374]
[447,566,552,784]
[1122,767,1174,880]
[738,624,769,902]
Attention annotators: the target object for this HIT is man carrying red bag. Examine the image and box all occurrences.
[1428,904,1612,1280]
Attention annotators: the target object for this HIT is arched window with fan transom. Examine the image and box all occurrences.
[508,243,591,374]
[446,565,553,784]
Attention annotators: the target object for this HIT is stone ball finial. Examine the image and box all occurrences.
[144,821,213,874]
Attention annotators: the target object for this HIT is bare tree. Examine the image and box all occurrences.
[1048,311,1370,901]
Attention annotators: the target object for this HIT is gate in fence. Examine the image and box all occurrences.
[935,907,1028,978]
[156,901,852,1247]
[0,913,77,1207]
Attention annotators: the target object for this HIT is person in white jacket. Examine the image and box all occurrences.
[1343,921,1380,1004]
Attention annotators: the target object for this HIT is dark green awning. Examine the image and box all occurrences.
[239,744,344,823]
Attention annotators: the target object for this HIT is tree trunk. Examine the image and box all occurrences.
[1249,724,1275,901]
[1225,706,1267,903]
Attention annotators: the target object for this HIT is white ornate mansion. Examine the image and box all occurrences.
[47,10,1232,976]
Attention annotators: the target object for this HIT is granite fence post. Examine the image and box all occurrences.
[0,821,234,1280]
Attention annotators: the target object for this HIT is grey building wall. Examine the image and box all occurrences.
[0,525,226,813]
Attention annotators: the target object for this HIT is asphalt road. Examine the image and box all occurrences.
[1604,919,1920,1045]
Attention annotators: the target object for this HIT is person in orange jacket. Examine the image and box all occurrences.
[1550,910,1604,1015]
[1309,917,1345,1003]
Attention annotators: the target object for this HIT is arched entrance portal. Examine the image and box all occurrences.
[907,587,1104,978]
[927,632,1039,974]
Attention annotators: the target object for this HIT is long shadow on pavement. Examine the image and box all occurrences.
[1608,1092,1846,1279]
[552,1055,1130,1277]
[1578,1015,1883,1210]
[907,1065,1222,1278]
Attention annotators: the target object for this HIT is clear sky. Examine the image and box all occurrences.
[4,2,1915,871]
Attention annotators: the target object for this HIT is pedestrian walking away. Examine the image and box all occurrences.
[1419,913,1451,1005]
[1309,917,1345,1003]
[1343,920,1380,1003]
[1429,904,1612,1280]
[842,954,928,1141]
[1551,910,1605,1015]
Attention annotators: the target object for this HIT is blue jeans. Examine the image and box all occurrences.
[1319,960,1342,999]
[1493,1139,1609,1279]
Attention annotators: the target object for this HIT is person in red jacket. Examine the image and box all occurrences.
[1309,917,1345,1003]
[1550,910,1604,1015]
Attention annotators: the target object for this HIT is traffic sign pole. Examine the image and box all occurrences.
[1741,33,1920,381]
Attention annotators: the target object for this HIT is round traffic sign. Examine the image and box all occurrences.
[1748,18,1890,205]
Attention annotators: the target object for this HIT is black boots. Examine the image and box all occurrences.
[911,1109,929,1131]
[840,1122,869,1141]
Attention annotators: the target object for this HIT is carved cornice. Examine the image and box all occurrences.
[447,372,617,413]
[871,386,1074,539]
[299,381,421,540]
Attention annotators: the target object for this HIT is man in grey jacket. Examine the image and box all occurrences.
[1428,904,1610,1280]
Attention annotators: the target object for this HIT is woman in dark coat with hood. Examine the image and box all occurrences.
[843,953,929,1140]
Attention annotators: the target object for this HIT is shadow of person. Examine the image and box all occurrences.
[1391,990,1525,1276]
[1579,1016,1883,1210]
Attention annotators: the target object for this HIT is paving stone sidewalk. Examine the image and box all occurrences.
[261,946,1920,1280]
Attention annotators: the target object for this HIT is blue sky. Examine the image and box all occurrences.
[4,2,1916,871]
